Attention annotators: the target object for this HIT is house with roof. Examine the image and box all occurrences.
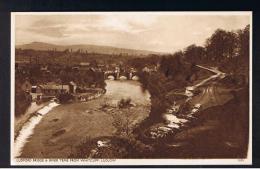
[15,60,30,68]
[39,84,70,96]
[15,61,30,74]
[31,85,43,100]
[142,65,158,73]
[79,62,90,67]
[40,65,48,71]
[38,80,77,96]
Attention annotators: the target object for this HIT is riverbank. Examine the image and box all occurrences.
[135,65,249,158]
[146,87,249,158]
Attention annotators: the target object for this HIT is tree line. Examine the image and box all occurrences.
[135,25,250,123]
[159,25,250,77]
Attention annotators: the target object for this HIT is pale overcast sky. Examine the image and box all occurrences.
[15,12,250,53]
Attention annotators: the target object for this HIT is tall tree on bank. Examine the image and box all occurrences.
[205,29,237,62]
[184,44,205,64]
[159,51,184,78]
[237,25,250,66]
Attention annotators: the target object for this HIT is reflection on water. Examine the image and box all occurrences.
[105,80,151,106]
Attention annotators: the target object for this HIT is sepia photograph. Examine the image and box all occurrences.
[11,12,252,165]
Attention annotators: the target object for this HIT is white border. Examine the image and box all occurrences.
[10,11,253,166]
[11,11,16,166]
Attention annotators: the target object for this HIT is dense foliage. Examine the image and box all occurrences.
[136,25,250,123]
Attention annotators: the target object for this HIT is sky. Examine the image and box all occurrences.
[14,12,251,53]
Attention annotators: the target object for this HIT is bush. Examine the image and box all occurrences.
[118,98,132,109]
[69,136,151,158]
[57,93,74,103]
[68,136,96,158]
[100,99,110,109]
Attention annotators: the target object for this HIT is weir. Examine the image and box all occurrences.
[14,102,59,158]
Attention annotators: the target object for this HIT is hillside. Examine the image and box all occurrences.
[16,42,162,56]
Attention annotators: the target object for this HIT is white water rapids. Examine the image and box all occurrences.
[14,102,59,158]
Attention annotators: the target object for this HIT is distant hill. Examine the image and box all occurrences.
[16,42,163,56]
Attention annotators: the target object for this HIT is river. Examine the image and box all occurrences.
[14,67,229,158]
[105,80,151,106]
[14,80,151,158]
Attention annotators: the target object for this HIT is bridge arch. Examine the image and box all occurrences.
[119,75,127,80]
[107,75,116,80]
[104,70,140,80]
[132,75,139,80]
[104,71,117,80]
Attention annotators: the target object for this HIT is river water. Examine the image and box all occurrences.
[14,80,151,158]
[14,66,229,158]
[105,80,151,106]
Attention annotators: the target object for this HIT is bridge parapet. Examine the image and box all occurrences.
[104,70,139,80]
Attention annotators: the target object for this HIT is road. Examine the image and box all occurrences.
[189,65,232,110]
[191,83,233,110]
[148,65,233,140]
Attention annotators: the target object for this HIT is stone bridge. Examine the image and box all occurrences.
[104,70,139,80]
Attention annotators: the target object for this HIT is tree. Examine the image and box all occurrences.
[90,60,98,68]
[57,93,73,103]
[60,69,68,89]
[237,25,250,65]
[63,48,70,54]
[184,44,205,64]
[205,29,237,62]
[159,51,184,78]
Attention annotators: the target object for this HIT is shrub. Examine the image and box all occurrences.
[118,98,132,109]
[57,93,73,103]
[100,99,110,109]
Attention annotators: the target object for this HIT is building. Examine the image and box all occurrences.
[97,64,105,68]
[142,66,150,73]
[40,65,48,71]
[15,60,30,68]
[79,62,90,67]
[15,60,30,74]
[72,66,80,71]
[31,86,43,100]
[39,84,70,96]
[142,65,157,73]
[90,67,102,72]
[69,81,77,93]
